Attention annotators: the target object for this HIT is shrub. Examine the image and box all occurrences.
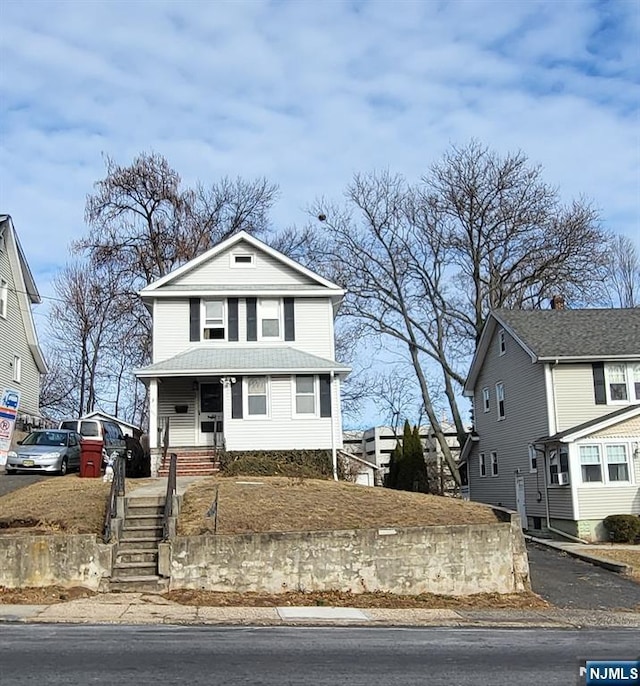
[218,450,340,480]
[602,514,640,543]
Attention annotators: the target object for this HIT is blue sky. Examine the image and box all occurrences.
[1,0,639,424]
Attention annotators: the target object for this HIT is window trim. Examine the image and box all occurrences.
[498,329,506,356]
[258,298,283,341]
[201,299,226,341]
[292,375,319,418]
[12,355,21,383]
[479,452,487,478]
[604,362,640,404]
[579,442,633,486]
[482,387,490,413]
[496,382,505,420]
[230,252,255,268]
[490,451,498,477]
[244,376,270,419]
[0,279,7,318]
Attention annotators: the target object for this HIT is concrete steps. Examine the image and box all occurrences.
[108,575,169,593]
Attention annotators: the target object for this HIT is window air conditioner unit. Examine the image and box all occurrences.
[556,472,569,485]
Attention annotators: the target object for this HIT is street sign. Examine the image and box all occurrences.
[0,387,20,466]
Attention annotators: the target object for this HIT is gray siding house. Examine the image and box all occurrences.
[0,215,47,429]
[462,307,640,542]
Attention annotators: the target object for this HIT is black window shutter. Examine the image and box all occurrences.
[246,298,257,341]
[189,298,200,341]
[284,298,295,341]
[592,362,606,405]
[231,377,243,418]
[228,298,239,341]
[319,374,332,417]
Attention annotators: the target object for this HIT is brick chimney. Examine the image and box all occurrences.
[550,295,565,310]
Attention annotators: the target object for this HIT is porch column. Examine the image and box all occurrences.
[149,378,158,450]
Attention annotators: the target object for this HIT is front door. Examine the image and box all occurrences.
[197,380,224,448]
[515,475,527,529]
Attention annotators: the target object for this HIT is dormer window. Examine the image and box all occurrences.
[231,252,255,267]
[202,299,225,340]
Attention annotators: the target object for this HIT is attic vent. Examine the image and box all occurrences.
[231,253,254,267]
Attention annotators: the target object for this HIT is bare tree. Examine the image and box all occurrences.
[602,234,640,308]
[305,142,610,485]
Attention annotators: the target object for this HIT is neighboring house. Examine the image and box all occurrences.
[342,424,462,491]
[81,411,143,440]
[338,450,378,486]
[0,215,47,430]
[134,231,350,475]
[462,307,640,542]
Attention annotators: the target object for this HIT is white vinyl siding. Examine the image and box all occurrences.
[175,240,316,287]
[157,377,197,446]
[225,375,342,451]
[291,298,333,358]
[152,299,191,362]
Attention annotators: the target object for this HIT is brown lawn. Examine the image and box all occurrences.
[587,548,640,581]
[178,476,502,535]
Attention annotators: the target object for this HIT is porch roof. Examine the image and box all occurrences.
[535,404,640,444]
[134,346,351,378]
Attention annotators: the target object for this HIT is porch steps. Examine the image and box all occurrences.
[109,497,167,593]
[158,450,219,477]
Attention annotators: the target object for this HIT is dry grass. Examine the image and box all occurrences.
[588,548,640,580]
[178,476,502,536]
[0,476,159,536]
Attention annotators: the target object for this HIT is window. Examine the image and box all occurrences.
[606,364,628,402]
[490,451,498,476]
[0,279,7,318]
[230,252,255,267]
[634,365,640,401]
[580,445,602,483]
[528,445,537,473]
[479,453,486,477]
[246,376,268,416]
[202,300,225,340]
[258,298,281,339]
[549,446,570,484]
[482,387,490,413]
[606,445,630,482]
[12,355,21,383]
[294,375,317,416]
[496,383,505,419]
[498,329,506,355]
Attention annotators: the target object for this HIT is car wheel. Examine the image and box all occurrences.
[58,458,68,476]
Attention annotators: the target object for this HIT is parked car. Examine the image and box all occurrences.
[58,418,126,467]
[5,429,82,475]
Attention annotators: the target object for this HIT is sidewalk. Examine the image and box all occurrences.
[1,592,639,628]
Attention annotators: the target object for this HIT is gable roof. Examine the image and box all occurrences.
[536,404,640,443]
[139,230,344,295]
[81,410,142,433]
[0,215,47,374]
[465,308,640,394]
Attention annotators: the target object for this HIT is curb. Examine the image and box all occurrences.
[526,536,631,575]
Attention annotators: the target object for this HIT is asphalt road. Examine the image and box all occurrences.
[526,540,640,610]
[0,472,47,497]
[0,625,637,686]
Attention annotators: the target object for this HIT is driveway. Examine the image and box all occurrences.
[0,472,48,497]
[527,540,640,610]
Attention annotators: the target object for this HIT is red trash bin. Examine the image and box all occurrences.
[80,440,103,478]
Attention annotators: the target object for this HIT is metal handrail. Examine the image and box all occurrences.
[102,452,126,543]
[161,417,170,461]
[162,452,177,540]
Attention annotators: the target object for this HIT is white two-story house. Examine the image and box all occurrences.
[0,215,47,442]
[134,231,350,475]
[462,306,640,542]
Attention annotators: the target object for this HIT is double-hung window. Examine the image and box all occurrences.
[482,387,490,413]
[490,451,498,476]
[498,330,506,355]
[479,453,486,477]
[259,299,281,339]
[246,377,268,417]
[294,375,317,416]
[202,300,225,340]
[496,383,505,420]
[580,445,602,483]
[605,445,630,482]
[606,364,628,402]
[0,279,7,318]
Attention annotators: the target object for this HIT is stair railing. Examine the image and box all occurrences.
[162,452,177,540]
[103,451,126,543]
